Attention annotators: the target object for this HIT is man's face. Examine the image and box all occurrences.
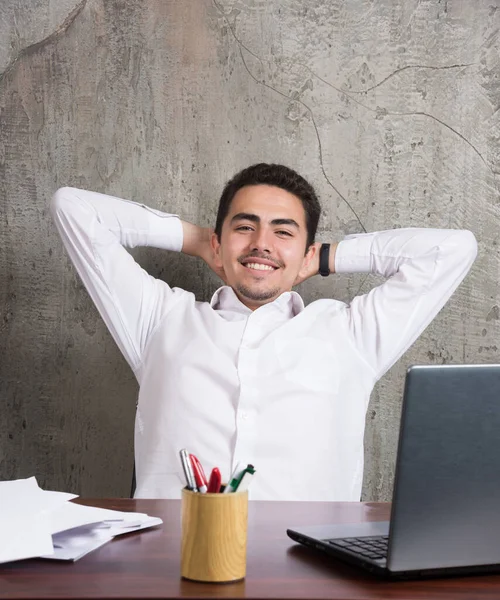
[211,184,315,310]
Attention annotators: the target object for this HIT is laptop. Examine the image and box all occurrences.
[287,364,500,579]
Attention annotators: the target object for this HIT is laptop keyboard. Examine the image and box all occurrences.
[325,535,388,560]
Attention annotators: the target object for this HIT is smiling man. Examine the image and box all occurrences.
[51,163,477,500]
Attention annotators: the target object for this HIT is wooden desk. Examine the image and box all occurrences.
[2,499,500,599]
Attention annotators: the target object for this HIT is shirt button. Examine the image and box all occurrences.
[240,412,248,421]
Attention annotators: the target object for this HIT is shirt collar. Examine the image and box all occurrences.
[210,286,304,317]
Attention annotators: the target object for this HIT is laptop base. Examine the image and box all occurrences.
[287,526,500,580]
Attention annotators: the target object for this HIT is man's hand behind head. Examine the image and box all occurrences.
[202,228,227,283]
[181,221,227,283]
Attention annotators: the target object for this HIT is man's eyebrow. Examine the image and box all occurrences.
[230,213,300,229]
[231,212,260,224]
[271,218,300,229]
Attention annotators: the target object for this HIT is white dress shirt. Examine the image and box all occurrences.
[50,187,477,501]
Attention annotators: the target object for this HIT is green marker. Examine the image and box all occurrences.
[231,464,255,493]
[223,462,245,494]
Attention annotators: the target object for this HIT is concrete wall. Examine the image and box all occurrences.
[0,0,497,499]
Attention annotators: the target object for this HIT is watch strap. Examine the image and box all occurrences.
[319,243,330,277]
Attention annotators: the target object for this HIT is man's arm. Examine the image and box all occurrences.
[339,228,477,379]
[51,188,207,373]
[304,229,477,380]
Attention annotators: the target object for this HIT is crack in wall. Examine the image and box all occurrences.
[213,0,368,234]
[343,63,476,94]
[306,67,493,174]
[214,1,494,180]
[0,0,89,86]
[391,110,491,170]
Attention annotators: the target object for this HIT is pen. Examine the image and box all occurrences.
[223,462,246,494]
[207,467,222,493]
[231,464,255,493]
[189,454,208,494]
[179,449,198,492]
[234,468,255,492]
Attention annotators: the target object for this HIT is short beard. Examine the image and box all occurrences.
[236,283,280,303]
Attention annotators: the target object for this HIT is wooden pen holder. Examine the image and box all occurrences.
[180,487,249,583]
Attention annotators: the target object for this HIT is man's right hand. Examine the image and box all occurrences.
[181,221,227,283]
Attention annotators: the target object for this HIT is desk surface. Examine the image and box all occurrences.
[2,498,500,599]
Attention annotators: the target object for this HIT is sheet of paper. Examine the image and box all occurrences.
[48,500,151,535]
[0,477,76,564]
[41,517,163,561]
[0,476,77,516]
[41,525,113,561]
[108,516,163,536]
[0,513,54,564]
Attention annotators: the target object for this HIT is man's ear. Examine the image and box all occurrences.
[298,243,318,277]
[211,231,223,268]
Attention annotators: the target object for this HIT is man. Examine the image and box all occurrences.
[51,163,477,501]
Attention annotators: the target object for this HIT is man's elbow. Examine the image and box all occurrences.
[50,187,79,218]
[442,229,478,271]
[457,230,478,263]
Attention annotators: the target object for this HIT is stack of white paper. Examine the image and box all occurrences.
[0,477,162,564]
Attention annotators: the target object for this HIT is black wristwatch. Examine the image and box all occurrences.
[319,243,330,277]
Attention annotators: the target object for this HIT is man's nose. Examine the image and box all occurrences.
[250,228,273,253]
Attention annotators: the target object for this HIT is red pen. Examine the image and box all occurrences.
[207,467,222,493]
[189,454,208,494]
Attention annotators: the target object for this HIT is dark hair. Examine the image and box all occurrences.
[215,163,321,249]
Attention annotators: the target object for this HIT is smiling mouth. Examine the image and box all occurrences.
[243,262,278,272]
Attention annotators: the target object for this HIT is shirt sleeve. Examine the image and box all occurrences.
[50,187,184,373]
[334,228,478,380]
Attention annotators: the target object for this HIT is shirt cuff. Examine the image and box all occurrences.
[334,234,375,274]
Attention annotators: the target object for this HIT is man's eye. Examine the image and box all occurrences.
[277,230,292,236]
[236,226,253,231]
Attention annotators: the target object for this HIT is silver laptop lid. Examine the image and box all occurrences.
[388,364,500,572]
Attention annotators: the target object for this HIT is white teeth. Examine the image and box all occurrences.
[245,262,275,271]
